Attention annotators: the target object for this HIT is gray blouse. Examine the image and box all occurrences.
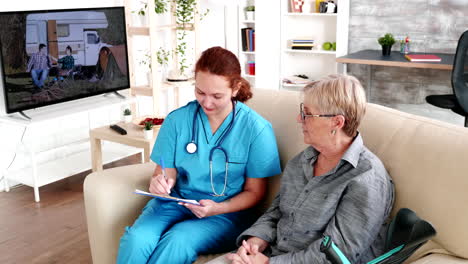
[238,134,395,264]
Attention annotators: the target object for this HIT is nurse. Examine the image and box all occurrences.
[116,46,282,264]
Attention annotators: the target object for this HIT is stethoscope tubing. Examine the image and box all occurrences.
[186,101,237,196]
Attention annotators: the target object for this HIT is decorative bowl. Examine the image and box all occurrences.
[133,116,165,129]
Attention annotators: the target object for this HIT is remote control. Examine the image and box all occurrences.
[110,124,127,135]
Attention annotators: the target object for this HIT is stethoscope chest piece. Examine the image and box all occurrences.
[186,142,197,154]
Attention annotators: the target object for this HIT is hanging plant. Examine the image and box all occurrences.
[136,0,208,76]
[135,0,168,16]
[156,47,171,67]
[155,0,168,14]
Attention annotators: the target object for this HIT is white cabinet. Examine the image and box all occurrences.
[0,94,141,202]
[237,0,282,90]
[280,0,349,90]
[238,0,257,87]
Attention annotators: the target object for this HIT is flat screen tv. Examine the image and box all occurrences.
[0,6,130,114]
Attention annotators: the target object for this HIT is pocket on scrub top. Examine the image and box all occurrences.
[225,156,248,192]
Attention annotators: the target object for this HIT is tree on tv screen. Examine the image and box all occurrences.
[96,9,126,46]
[0,14,28,74]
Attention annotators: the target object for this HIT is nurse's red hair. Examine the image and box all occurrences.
[195,46,252,102]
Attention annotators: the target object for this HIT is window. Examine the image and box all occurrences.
[87,33,98,44]
[57,24,70,37]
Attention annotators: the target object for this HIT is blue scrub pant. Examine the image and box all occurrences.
[116,198,253,264]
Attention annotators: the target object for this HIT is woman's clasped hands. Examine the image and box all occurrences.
[226,238,269,264]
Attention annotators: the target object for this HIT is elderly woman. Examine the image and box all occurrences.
[220,74,395,264]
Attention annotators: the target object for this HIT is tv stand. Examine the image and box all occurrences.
[112,91,126,99]
[0,92,139,202]
[18,111,32,120]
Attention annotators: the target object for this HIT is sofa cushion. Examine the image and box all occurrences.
[359,103,468,260]
[84,162,155,264]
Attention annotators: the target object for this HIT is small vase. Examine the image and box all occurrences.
[124,115,132,123]
[381,45,392,56]
[245,11,254,21]
[302,0,312,13]
[144,129,153,140]
[400,42,410,54]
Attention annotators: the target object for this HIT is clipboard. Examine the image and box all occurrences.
[134,189,201,206]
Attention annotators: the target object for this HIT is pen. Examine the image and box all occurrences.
[159,156,167,180]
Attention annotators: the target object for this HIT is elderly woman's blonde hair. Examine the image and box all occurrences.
[303,74,366,137]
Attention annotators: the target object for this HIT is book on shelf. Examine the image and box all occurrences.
[249,29,254,51]
[246,28,250,51]
[291,46,314,50]
[241,27,255,52]
[241,28,247,51]
[290,38,314,50]
[291,43,315,47]
[252,31,255,51]
[292,39,314,43]
[283,75,312,85]
[405,54,442,62]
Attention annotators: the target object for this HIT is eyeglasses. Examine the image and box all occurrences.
[300,103,338,121]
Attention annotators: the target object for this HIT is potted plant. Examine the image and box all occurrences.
[123,108,132,123]
[137,51,152,85]
[143,121,154,139]
[132,1,149,26]
[156,47,171,82]
[378,33,396,56]
[245,5,255,20]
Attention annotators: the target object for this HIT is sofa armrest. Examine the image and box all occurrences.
[84,162,155,264]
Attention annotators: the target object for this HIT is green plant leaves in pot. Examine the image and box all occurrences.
[378,33,396,47]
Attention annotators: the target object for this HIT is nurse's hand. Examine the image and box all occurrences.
[181,199,220,218]
[149,173,174,194]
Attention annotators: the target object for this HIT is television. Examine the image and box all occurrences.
[0,6,130,115]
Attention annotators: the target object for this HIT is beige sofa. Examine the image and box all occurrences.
[84,89,468,263]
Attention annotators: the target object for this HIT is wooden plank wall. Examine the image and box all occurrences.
[347,0,468,106]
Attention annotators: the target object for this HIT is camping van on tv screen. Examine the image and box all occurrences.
[0,6,130,114]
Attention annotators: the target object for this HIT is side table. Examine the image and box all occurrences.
[90,122,159,172]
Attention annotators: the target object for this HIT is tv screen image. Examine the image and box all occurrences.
[0,7,130,114]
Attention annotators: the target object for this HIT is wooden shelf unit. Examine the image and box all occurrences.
[280,1,349,90]
[124,0,200,114]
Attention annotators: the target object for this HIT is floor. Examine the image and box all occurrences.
[386,103,465,127]
[0,154,142,264]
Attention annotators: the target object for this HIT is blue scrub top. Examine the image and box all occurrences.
[150,100,281,203]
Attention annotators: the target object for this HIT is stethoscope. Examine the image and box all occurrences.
[186,101,236,197]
